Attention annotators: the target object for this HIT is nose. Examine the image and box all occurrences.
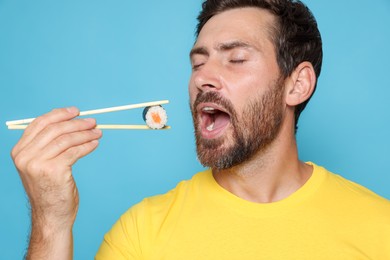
[192,60,223,92]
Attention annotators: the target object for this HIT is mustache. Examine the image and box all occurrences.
[193,91,235,116]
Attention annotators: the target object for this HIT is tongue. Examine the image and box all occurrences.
[213,111,230,130]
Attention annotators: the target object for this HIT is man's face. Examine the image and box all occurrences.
[189,8,285,169]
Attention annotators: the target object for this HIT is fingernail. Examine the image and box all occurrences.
[91,140,99,145]
[66,107,79,114]
[83,118,96,124]
[92,128,102,134]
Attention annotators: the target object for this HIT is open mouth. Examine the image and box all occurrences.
[198,103,231,139]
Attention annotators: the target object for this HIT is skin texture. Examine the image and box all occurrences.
[191,78,285,170]
[11,6,318,259]
[189,7,317,203]
[11,107,102,259]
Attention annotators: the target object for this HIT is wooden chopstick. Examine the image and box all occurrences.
[7,124,171,130]
[5,100,169,126]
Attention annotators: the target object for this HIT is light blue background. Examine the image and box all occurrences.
[0,0,389,259]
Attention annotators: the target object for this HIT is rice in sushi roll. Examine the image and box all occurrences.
[143,105,168,129]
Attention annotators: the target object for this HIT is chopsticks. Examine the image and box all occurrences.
[7,124,171,130]
[6,100,170,130]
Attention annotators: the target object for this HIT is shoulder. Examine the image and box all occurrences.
[96,170,211,258]
[313,163,390,217]
[124,169,211,221]
[112,169,211,251]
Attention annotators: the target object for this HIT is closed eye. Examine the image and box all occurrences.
[192,63,204,70]
[230,59,246,64]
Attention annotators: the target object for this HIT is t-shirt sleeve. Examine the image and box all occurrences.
[95,206,143,259]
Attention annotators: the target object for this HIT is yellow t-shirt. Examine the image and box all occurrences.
[96,163,390,259]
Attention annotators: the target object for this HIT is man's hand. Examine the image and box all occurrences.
[11,107,102,259]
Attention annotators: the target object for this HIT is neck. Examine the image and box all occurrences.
[212,117,312,203]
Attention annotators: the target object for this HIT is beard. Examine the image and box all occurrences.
[191,78,285,170]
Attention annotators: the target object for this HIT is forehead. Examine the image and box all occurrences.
[194,7,276,51]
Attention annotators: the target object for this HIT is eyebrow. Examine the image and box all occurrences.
[189,46,208,59]
[189,40,255,59]
[218,41,253,51]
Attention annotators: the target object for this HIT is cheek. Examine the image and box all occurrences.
[229,72,273,108]
[224,70,261,96]
[188,78,198,103]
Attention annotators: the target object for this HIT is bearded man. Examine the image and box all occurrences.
[11,0,390,259]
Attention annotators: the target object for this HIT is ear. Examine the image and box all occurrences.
[284,61,317,107]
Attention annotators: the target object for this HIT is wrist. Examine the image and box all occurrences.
[30,203,77,231]
[27,223,74,260]
[26,211,75,260]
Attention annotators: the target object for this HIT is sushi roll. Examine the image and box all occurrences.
[142,105,168,129]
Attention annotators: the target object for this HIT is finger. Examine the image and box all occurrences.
[12,107,80,156]
[16,118,98,160]
[41,128,102,160]
[56,139,101,167]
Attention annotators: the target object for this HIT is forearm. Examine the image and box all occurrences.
[26,219,74,260]
[10,108,102,260]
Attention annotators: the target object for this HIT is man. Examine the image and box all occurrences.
[11,0,390,259]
